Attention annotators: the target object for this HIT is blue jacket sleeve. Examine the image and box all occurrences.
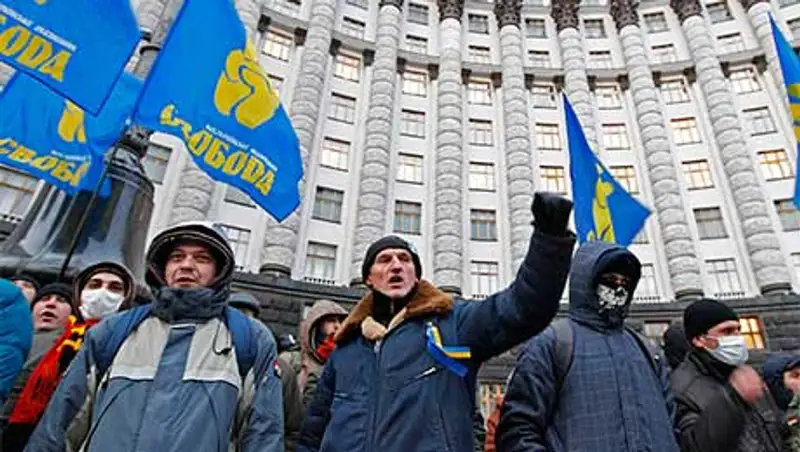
[0,281,32,403]
[240,322,285,452]
[496,328,557,452]
[454,231,574,362]
[296,356,336,452]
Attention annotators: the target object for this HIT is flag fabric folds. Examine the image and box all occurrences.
[0,72,141,195]
[769,15,800,209]
[0,0,140,114]
[564,94,650,246]
[132,0,303,221]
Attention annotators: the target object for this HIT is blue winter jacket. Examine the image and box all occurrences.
[297,231,575,452]
[497,241,680,452]
[0,279,33,404]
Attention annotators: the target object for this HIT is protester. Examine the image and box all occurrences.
[229,290,302,452]
[671,299,785,452]
[484,393,504,452]
[496,241,679,452]
[663,324,690,371]
[30,283,73,332]
[3,262,135,451]
[0,280,32,405]
[763,353,800,451]
[26,221,284,451]
[11,275,39,305]
[297,192,575,451]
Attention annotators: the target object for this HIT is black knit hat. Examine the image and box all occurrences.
[683,298,739,340]
[361,236,422,283]
[32,282,74,308]
[12,273,40,291]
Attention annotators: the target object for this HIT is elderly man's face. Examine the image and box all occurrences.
[366,248,418,299]
[164,243,218,288]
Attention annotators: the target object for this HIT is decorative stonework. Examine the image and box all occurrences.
[438,0,464,22]
[551,0,580,32]
[494,0,523,28]
[559,27,598,150]
[739,0,766,11]
[379,0,404,7]
[610,0,639,32]
[670,0,703,24]
[746,4,787,100]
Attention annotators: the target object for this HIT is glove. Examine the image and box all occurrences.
[531,192,573,236]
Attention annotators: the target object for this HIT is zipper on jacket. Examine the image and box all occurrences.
[366,324,406,452]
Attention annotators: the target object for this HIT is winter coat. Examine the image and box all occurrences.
[24,287,284,452]
[763,353,800,452]
[297,299,347,408]
[296,231,575,452]
[786,394,800,452]
[671,349,785,452]
[496,241,680,452]
[279,356,303,452]
[0,280,32,404]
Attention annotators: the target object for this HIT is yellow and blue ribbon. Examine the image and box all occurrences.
[425,321,471,378]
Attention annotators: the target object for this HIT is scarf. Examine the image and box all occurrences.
[9,316,99,425]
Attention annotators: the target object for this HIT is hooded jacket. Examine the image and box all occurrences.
[764,353,800,412]
[297,300,347,406]
[0,280,32,404]
[24,222,284,452]
[497,241,679,452]
[296,230,574,452]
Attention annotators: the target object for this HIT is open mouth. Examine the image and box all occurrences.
[388,276,403,284]
[175,276,196,284]
[40,311,57,322]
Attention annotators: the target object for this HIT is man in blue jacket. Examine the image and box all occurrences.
[297,192,575,452]
[497,241,679,452]
[0,280,32,405]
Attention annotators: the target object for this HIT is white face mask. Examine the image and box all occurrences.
[79,288,124,320]
[706,334,749,367]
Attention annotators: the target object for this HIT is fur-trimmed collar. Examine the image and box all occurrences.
[334,280,453,344]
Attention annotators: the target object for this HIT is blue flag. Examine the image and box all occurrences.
[133,0,302,221]
[0,0,139,114]
[0,72,141,195]
[564,94,650,246]
[769,16,800,209]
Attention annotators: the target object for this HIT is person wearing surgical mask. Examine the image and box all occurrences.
[671,299,786,452]
[1,262,134,451]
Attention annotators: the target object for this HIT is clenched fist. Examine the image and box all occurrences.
[531,192,573,237]
[729,365,765,404]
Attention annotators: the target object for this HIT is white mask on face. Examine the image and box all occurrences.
[79,288,124,320]
[706,334,749,367]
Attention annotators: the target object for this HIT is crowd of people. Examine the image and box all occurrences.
[0,191,799,451]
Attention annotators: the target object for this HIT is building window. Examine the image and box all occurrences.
[536,123,562,151]
[406,35,428,53]
[397,153,423,183]
[602,123,630,150]
[394,201,422,234]
[682,159,714,189]
[469,45,492,64]
[312,187,344,223]
[609,165,639,193]
[729,67,761,94]
[471,261,499,297]
[781,0,800,6]
[588,50,613,68]
[540,166,567,194]
[305,242,337,282]
[707,1,733,23]
[595,84,621,109]
[469,162,495,191]
[468,80,493,105]
[469,14,490,34]
[792,253,800,281]
[718,33,745,53]
[671,117,702,145]
[790,18,800,40]
[652,44,677,64]
[744,107,776,135]
[644,12,668,33]
[0,165,37,221]
[225,187,255,207]
[346,0,367,8]
[740,317,765,349]
[644,322,671,344]
[525,18,547,38]
[531,83,557,108]
[267,74,283,94]
[694,207,727,239]
[661,78,691,104]
[775,199,800,231]
[584,19,607,38]
[758,149,793,180]
[329,93,357,123]
[262,30,292,61]
[408,3,429,24]
[320,138,349,170]
[528,50,551,67]
[639,264,659,297]
[402,70,427,97]
[706,259,743,296]
[401,109,426,137]
[143,143,171,184]
[219,225,250,271]
[342,17,366,39]
[469,119,494,146]
[333,53,361,82]
[471,209,498,241]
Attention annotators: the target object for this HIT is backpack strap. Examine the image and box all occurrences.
[224,306,257,380]
[623,325,663,377]
[95,304,152,377]
[551,318,574,391]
